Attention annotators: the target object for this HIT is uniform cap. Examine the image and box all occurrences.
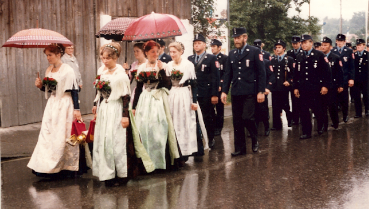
[353,46,357,50]
[346,42,352,47]
[322,37,332,45]
[291,35,301,43]
[210,39,222,46]
[314,42,321,47]
[336,34,346,41]
[301,34,312,41]
[154,38,166,47]
[193,34,206,43]
[232,27,247,38]
[274,39,286,48]
[253,39,262,47]
[356,39,365,45]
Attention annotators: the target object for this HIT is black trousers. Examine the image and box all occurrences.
[271,91,292,129]
[256,94,269,131]
[300,90,324,135]
[215,92,224,131]
[290,89,300,123]
[231,94,258,153]
[352,81,369,115]
[197,97,215,142]
[327,88,340,126]
[337,86,349,118]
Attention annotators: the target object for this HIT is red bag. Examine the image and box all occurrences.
[85,119,95,143]
[68,119,87,146]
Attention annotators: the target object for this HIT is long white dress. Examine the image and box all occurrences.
[167,59,198,156]
[28,64,79,173]
[92,66,131,181]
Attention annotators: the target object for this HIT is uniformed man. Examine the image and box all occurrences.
[221,27,266,156]
[210,39,228,136]
[294,34,330,139]
[353,46,357,53]
[331,34,355,123]
[157,39,172,63]
[352,38,369,117]
[321,37,343,129]
[314,42,322,51]
[270,39,293,130]
[287,35,303,125]
[256,58,275,136]
[254,39,271,60]
[188,34,219,149]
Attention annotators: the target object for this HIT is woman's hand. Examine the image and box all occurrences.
[74,110,83,122]
[123,63,129,70]
[92,106,97,114]
[191,103,198,111]
[121,117,129,128]
[132,109,136,116]
[35,73,42,89]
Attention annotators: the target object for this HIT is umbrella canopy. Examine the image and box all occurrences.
[122,12,187,41]
[96,17,136,41]
[2,28,73,48]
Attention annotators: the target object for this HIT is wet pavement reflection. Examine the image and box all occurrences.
[2,107,369,208]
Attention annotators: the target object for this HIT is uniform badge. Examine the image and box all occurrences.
[246,59,250,67]
[259,54,263,61]
[163,57,166,60]
[324,57,329,63]
[269,66,273,72]
[293,63,296,68]
[201,64,205,71]
[298,64,300,71]
[220,64,223,70]
[343,57,348,62]
[352,53,355,59]
[339,61,343,67]
[215,61,220,68]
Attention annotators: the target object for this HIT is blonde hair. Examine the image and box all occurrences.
[168,42,185,54]
[100,42,122,59]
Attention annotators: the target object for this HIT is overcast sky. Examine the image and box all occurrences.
[215,0,367,22]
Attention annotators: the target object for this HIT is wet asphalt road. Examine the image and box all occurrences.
[2,105,369,209]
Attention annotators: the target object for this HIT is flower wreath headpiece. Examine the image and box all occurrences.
[105,44,118,54]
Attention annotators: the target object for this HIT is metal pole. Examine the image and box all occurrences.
[227,0,230,52]
[340,0,342,34]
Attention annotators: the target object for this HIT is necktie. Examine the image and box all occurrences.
[278,56,281,62]
[196,56,199,63]
[238,49,242,54]
[339,49,342,54]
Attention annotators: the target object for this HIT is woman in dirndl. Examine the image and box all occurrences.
[28,44,82,178]
[132,40,180,170]
[92,42,141,186]
[167,42,200,159]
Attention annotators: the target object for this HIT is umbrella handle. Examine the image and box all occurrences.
[125,42,128,63]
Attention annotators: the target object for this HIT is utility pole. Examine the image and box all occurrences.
[340,0,342,33]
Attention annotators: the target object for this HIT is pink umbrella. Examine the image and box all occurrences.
[96,17,136,41]
[2,28,73,48]
[122,12,187,41]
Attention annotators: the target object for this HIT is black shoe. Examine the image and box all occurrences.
[354,115,362,118]
[343,116,349,123]
[271,127,281,131]
[332,123,339,129]
[209,139,215,149]
[288,120,292,127]
[231,151,246,157]
[366,112,369,116]
[300,134,311,140]
[252,142,259,153]
[265,129,270,136]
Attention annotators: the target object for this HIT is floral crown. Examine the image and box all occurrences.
[51,43,64,54]
[175,41,185,52]
[105,44,118,54]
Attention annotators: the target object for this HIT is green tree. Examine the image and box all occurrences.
[191,0,216,36]
[229,0,321,51]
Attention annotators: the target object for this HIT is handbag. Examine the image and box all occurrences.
[85,119,95,143]
[67,119,87,146]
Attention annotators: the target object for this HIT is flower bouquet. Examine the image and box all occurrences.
[136,71,159,84]
[171,69,183,81]
[131,69,138,80]
[43,77,58,91]
[94,75,111,99]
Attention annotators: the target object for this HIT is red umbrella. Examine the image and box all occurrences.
[122,12,187,41]
[2,28,73,48]
[96,17,136,41]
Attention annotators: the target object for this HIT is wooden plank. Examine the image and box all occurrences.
[136,0,145,17]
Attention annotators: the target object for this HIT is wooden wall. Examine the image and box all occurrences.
[0,0,191,127]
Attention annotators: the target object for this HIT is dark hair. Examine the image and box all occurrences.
[100,42,122,59]
[44,43,65,56]
[133,42,144,51]
[143,40,160,55]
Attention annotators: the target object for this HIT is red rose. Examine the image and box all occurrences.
[43,77,47,81]
[49,78,54,81]
[99,85,103,89]
[132,70,137,73]
[93,81,96,85]
[146,72,151,77]
[102,82,105,85]
[96,75,100,79]
[140,72,145,77]
[153,72,157,76]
